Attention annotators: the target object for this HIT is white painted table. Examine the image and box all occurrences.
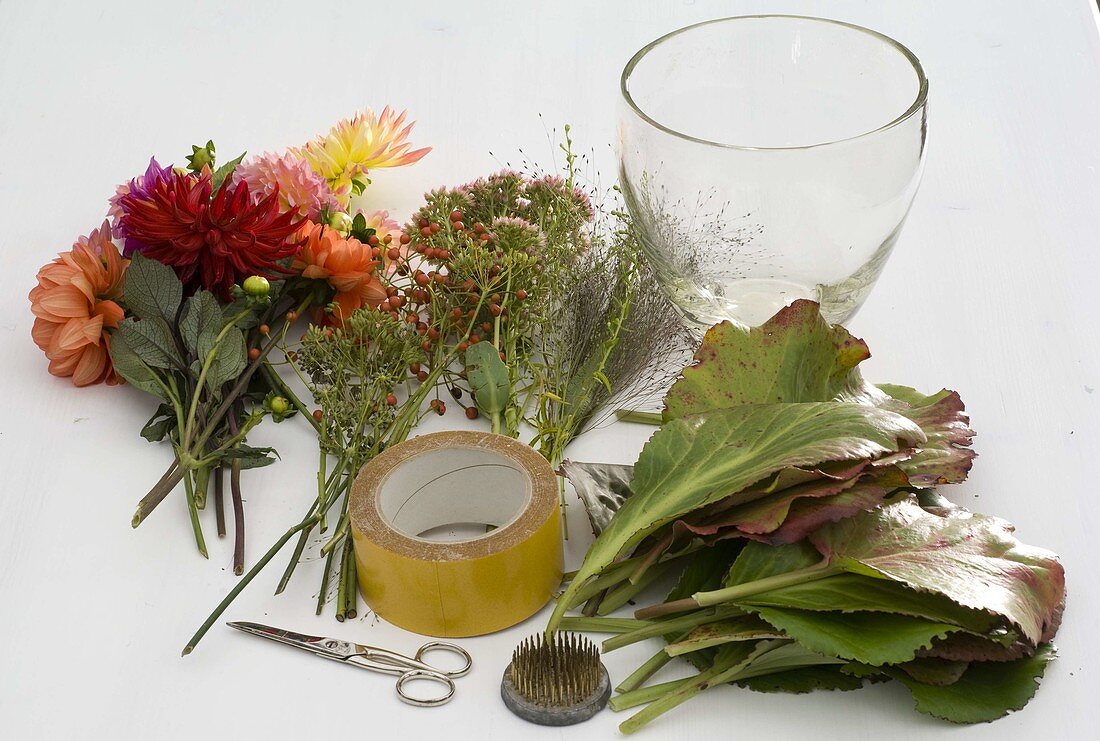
[2,1,1098,738]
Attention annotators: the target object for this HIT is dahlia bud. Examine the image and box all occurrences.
[269,397,290,415]
[242,275,270,297]
[186,140,216,173]
[328,211,354,235]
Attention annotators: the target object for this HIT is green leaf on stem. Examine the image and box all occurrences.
[123,253,182,323]
[140,404,176,442]
[220,444,279,469]
[118,316,182,370]
[465,341,510,415]
[180,291,222,358]
[109,330,170,400]
[211,151,246,195]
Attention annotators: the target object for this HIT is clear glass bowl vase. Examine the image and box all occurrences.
[619,15,928,328]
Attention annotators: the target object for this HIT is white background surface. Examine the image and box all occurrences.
[1,1,1098,738]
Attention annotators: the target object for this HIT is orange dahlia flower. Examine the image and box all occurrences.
[30,221,128,386]
[292,221,387,325]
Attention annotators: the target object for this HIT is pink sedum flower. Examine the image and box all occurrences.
[234,152,340,220]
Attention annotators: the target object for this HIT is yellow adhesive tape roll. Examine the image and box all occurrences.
[349,430,563,637]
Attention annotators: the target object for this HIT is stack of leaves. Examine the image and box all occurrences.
[546,300,1065,731]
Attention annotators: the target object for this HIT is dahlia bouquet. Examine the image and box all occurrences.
[29,106,429,572]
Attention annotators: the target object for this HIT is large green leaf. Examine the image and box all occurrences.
[548,402,924,630]
[752,607,964,666]
[810,497,1065,646]
[662,300,974,488]
[465,341,510,415]
[664,299,869,419]
[123,253,182,323]
[725,541,822,587]
[117,316,183,370]
[739,572,1001,634]
[108,331,169,400]
[887,644,1055,723]
[180,291,222,359]
[179,289,247,388]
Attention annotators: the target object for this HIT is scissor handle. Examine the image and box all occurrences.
[396,669,456,707]
[415,641,473,678]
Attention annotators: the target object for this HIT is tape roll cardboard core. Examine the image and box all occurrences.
[377,448,530,539]
[350,431,563,637]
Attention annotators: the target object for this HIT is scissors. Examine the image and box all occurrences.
[227,621,472,707]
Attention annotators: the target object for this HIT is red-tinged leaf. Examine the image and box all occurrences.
[663,299,869,420]
[810,497,1065,647]
[765,483,890,544]
[876,384,976,486]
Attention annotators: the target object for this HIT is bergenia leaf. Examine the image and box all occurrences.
[547,402,925,630]
[661,300,975,488]
[886,644,1055,723]
[810,497,1066,646]
[750,607,965,666]
[664,299,869,419]
[736,666,867,694]
[897,657,970,686]
[738,572,1002,635]
[875,384,976,486]
[559,460,634,536]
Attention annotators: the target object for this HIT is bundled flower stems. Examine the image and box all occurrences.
[549,301,1066,732]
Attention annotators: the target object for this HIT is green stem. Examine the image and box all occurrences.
[316,538,338,615]
[131,461,184,527]
[603,604,745,652]
[343,536,358,620]
[182,471,209,559]
[261,359,321,434]
[598,560,676,616]
[618,662,728,734]
[614,409,662,425]
[557,616,647,634]
[635,561,840,619]
[182,513,321,656]
[609,677,694,712]
[566,557,644,609]
[183,309,252,451]
[615,631,690,694]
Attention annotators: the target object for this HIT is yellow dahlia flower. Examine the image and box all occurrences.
[298,106,430,205]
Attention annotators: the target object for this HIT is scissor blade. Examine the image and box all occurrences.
[226,621,353,658]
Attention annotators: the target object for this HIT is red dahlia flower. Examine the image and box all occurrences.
[118,170,302,299]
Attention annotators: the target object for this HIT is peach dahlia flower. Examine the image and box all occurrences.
[30,221,128,386]
[292,220,387,325]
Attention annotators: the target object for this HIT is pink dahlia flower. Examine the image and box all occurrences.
[234,152,340,220]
